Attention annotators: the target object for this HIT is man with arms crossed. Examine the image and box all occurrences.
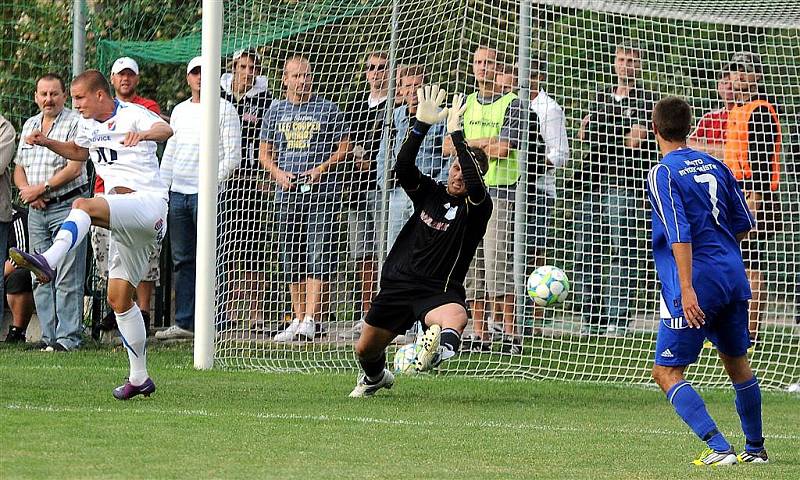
[647,97,766,465]
[11,70,173,400]
[350,86,491,397]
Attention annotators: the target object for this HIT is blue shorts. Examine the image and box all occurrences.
[654,300,751,366]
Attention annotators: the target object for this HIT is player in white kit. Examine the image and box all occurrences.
[10,70,173,400]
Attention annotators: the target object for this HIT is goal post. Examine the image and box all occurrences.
[198,0,799,389]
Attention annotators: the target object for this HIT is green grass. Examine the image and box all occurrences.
[1,344,799,479]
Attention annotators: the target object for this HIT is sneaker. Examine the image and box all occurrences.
[273,319,301,342]
[692,447,738,466]
[51,342,70,352]
[500,335,522,355]
[296,318,315,341]
[154,325,194,340]
[27,340,49,351]
[348,369,395,398]
[787,382,800,393]
[338,319,364,340]
[112,378,156,400]
[414,324,441,372]
[737,449,768,464]
[9,247,55,284]
[5,326,26,343]
[464,335,492,353]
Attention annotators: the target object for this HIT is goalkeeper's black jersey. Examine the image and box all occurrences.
[381,125,492,293]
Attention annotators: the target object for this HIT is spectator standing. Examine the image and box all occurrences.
[723,52,782,344]
[260,55,350,342]
[380,65,449,250]
[523,57,570,328]
[445,46,522,353]
[4,206,34,344]
[13,73,87,351]
[219,49,273,327]
[339,51,389,339]
[94,57,164,335]
[576,40,657,336]
[688,71,735,160]
[0,115,16,337]
[156,57,241,340]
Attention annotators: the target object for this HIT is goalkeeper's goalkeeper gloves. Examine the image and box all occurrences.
[446,93,467,134]
[414,84,448,125]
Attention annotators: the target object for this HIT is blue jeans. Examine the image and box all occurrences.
[29,200,87,349]
[168,192,198,331]
[574,187,642,328]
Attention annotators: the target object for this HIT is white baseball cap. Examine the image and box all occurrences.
[111,57,139,75]
[187,56,203,74]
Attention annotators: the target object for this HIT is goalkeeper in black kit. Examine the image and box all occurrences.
[350,85,492,397]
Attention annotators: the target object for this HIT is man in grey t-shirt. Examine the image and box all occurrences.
[259,55,350,342]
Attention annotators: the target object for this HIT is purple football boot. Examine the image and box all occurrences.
[113,378,156,400]
[9,247,55,284]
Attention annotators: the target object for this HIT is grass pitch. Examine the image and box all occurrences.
[1,343,798,479]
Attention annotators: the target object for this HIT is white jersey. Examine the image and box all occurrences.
[74,100,168,198]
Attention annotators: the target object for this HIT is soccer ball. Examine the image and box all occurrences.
[526,265,570,306]
[393,343,421,374]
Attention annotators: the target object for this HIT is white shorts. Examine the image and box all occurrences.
[104,192,168,287]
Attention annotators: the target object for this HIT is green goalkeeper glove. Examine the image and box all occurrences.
[414,84,448,125]
[446,93,467,133]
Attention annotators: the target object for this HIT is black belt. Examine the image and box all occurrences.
[45,185,88,206]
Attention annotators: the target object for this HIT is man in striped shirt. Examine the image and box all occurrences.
[14,73,88,351]
[647,97,766,466]
[157,56,242,340]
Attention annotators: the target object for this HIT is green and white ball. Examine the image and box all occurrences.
[526,265,570,306]
[393,343,421,374]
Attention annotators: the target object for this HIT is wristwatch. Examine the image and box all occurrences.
[44,182,52,195]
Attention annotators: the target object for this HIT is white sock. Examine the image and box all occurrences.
[116,303,149,386]
[42,209,91,267]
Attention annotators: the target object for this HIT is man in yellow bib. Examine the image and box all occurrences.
[444,45,522,353]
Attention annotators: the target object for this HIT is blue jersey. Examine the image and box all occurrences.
[646,147,755,317]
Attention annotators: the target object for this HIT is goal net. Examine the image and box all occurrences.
[209,0,800,389]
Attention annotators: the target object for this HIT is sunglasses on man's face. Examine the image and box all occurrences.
[367,63,387,72]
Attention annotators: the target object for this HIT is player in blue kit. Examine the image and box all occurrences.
[646,97,767,466]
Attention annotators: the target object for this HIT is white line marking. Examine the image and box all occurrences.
[5,403,800,441]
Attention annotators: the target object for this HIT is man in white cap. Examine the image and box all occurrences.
[157,56,241,340]
[94,56,165,337]
[109,57,161,116]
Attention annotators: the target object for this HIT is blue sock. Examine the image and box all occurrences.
[667,381,730,452]
[733,376,764,453]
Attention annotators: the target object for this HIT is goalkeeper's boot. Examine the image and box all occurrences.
[692,447,738,466]
[113,377,156,400]
[737,449,769,464]
[9,247,55,284]
[414,324,441,372]
[349,369,395,398]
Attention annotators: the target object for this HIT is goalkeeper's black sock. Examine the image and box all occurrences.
[440,328,461,354]
[358,350,386,383]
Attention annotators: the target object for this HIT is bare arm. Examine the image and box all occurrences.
[302,136,351,183]
[578,114,591,142]
[259,140,295,190]
[27,130,89,161]
[121,122,174,147]
[671,242,705,328]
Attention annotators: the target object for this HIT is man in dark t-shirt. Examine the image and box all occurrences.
[349,86,492,397]
[576,40,658,335]
[4,206,34,343]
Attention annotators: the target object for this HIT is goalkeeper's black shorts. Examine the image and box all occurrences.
[364,283,468,335]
